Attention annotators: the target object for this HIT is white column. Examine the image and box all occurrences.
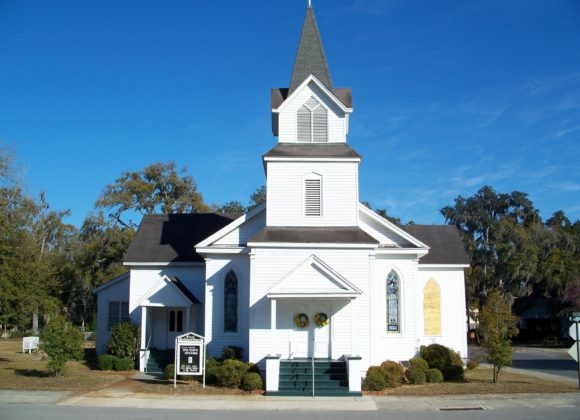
[346,355,362,393]
[185,305,191,333]
[140,306,147,372]
[270,299,277,330]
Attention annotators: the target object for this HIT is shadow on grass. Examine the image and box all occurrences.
[0,357,11,362]
[15,368,52,378]
[83,348,98,370]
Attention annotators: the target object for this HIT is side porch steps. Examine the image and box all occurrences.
[268,359,361,397]
[145,349,174,375]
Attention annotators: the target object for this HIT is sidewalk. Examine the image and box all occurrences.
[1,384,580,412]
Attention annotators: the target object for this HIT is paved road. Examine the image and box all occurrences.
[1,402,580,420]
[510,347,578,382]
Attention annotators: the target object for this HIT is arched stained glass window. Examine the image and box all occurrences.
[224,271,238,333]
[386,270,400,332]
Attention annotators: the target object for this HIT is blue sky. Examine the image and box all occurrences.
[1,0,579,226]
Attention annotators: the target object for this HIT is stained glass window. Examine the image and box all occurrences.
[386,270,400,332]
[224,271,238,332]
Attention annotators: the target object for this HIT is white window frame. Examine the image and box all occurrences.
[385,269,403,335]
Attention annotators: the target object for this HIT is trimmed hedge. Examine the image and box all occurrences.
[242,372,263,391]
[113,357,134,371]
[380,361,405,388]
[362,369,386,391]
[443,365,465,382]
[407,366,427,385]
[97,355,116,371]
[408,357,429,373]
[426,368,444,383]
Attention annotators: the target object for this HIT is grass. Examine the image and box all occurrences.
[369,367,579,396]
[0,338,125,392]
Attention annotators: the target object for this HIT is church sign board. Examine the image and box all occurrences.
[174,332,205,388]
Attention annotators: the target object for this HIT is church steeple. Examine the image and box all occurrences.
[288,5,332,94]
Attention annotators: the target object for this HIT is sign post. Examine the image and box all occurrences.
[174,332,205,389]
[568,313,580,390]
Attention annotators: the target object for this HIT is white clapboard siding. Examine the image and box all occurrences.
[214,211,266,246]
[267,161,358,226]
[203,256,250,359]
[248,248,372,365]
[278,81,346,143]
[95,276,130,355]
[358,209,414,247]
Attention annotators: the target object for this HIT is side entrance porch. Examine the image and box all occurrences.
[136,275,202,373]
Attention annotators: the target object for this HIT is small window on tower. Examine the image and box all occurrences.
[304,173,322,216]
[297,97,327,142]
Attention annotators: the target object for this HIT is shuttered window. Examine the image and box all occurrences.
[297,96,327,142]
[304,176,322,216]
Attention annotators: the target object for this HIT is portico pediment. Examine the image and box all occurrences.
[137,275,200,307]
[266,254,362,298]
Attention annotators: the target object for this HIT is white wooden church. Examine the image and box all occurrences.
[95,4,469,396]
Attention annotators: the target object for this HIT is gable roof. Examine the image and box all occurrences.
[401,225,470,265]
[267,254,362,298]
[124,213,238,264]
[93,272,129,294]
[289,6,332,94]
[263,143,361,160]
[248,226,378,245]
[271,87,352,109]
[137,274,200,306]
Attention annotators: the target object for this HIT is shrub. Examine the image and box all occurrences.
[41,316,84,376]
[107,322,140,360]
[420,344,453,372]
[164,364,175,380]
[408,357,429,373]
[205,358,220,385]
[443,365,465,382]
[450,350,464,368]
[407,366,427,385]
[426,368,444,383]
[242,372,263,391]
[113,357,134,371]
[214,359,249,388]
[380,361,404,388]
[221,346,244,361]
[466,359,479,370]
[97,354,116,371]
[362,369,386,391]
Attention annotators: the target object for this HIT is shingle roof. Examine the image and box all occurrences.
[289,6,332,94]
[401,225,470,265]
[166,275,201,304]
[271,87,352,109]
[263,143,362,159]
[124,213,237,264]
[248,227,378,244]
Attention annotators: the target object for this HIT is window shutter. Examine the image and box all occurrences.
[297,106,311,142]
[312,106,327,142]
[304,178,321,216]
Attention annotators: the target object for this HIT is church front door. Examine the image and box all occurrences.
[291,301,331,359]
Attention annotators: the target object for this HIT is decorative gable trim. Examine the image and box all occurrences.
[196,203,266,248]
[272,75,353,114]
[358,203,430,249]
[267,254,362,298]
[137,275,199,307]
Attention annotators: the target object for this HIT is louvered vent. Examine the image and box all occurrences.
[305,178,321,216]
[297,96,327,142]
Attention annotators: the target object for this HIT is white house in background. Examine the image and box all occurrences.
[95,4,469,396]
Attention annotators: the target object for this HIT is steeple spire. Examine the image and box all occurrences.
[288,4,332,94]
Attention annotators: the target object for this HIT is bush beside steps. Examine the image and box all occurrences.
[97,354,135,371]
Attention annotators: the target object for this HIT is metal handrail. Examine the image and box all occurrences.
[311,355,315,397]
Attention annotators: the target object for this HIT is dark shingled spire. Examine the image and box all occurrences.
[289,5,332,94]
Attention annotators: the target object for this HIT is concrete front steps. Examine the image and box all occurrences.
[145,349,173,375]
[269,359,361,397]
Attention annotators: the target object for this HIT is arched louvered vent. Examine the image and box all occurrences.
[304,173,322,216]
[297,97,327,142]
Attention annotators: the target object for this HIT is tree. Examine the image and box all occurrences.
[247,185,266,210]
[107,322,140,360]
[96,162,209,228]
[361,201,403,225]
[216,200,246,214]
[41,315,84,376]
[478,289,519,383]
